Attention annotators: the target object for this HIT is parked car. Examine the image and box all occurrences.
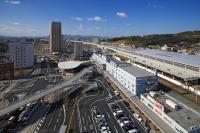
[141,122,150,132]
[128,129,138,133]
[133,113,143,122]
[114,91,120,95]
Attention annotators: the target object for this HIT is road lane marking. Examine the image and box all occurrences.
[88,115,91,123]
[66,97,78,133]
[114,126,118,133]
[106,112,110,119]
[48,117,52,127]
[53,125,56,131]
[57,119,59,123]
[91,110,98,133]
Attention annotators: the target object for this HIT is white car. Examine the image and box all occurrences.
[128,129,138,133]
[133,113,143,122]
[114,91,120,95]
[101,126,111,133]
[116,110,123,114]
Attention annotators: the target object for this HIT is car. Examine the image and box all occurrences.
[117,117,129,123]
[97,121,108,127]
[114,91,120,95]
[95,115,106,123]
[133,113,143,122]
[117,110,123,114]
[126,123,135,130]
[141,122,150,132]
[100,126,110,132]
[128,129,138,133]
[110,103,119,111]
[115,113,126,119]
[113,110,123,116]
[8,116,16,122]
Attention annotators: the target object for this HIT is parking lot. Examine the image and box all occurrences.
[74,77,150,133]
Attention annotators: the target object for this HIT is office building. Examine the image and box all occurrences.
[49,21,62,53]
[74,42,83,59]
[141,91,200,133]
[8,42,34,69]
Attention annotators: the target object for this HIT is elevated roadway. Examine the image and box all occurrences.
[0,67,93,116]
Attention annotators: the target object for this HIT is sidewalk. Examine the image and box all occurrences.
[102,70,175,133]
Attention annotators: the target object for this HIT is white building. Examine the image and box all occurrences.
[8,42,34,69]
[92,53,157,96]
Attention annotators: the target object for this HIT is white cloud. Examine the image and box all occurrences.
[0,23,41,36]
[88,16,105,22]
[13,22,20,25]
[116,12,128,18]
[75,17,83,21]
[5,0,21,5]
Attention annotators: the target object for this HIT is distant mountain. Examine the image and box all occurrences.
[104,30,200,47]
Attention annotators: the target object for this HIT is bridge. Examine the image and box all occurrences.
[0,67,93,116]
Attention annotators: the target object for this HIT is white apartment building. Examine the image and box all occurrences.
[92,53,157,96]
[8,42,34,69]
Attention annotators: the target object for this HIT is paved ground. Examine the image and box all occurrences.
[38,100,64,133]
[5,76,63,106]
[20,103,48,133]
[66,78,147,133]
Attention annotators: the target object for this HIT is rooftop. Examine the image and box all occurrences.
[120,65,155,78]
[144,91,200,131]
[108,57,129,67]
[58,61,89,70]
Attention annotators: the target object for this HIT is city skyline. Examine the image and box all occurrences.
[0,0,200,37]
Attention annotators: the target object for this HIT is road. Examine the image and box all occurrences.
[38,100,64,133]
[96,78,147,133]
[0,67,92,116]
[74,78,146,133]
[77,81,124,133]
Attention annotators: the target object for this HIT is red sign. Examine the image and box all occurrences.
[155,101,164,111]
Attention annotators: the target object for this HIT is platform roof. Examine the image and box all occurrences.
[133,49,200,67]
[58,61,89,70]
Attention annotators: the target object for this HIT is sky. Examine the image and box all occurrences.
[0,0,200,37]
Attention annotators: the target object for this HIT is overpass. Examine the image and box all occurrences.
[0,67,93,116]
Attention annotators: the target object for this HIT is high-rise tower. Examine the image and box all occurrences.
[49,21,62,53]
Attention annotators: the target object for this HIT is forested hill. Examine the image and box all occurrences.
[103,31,200,47]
